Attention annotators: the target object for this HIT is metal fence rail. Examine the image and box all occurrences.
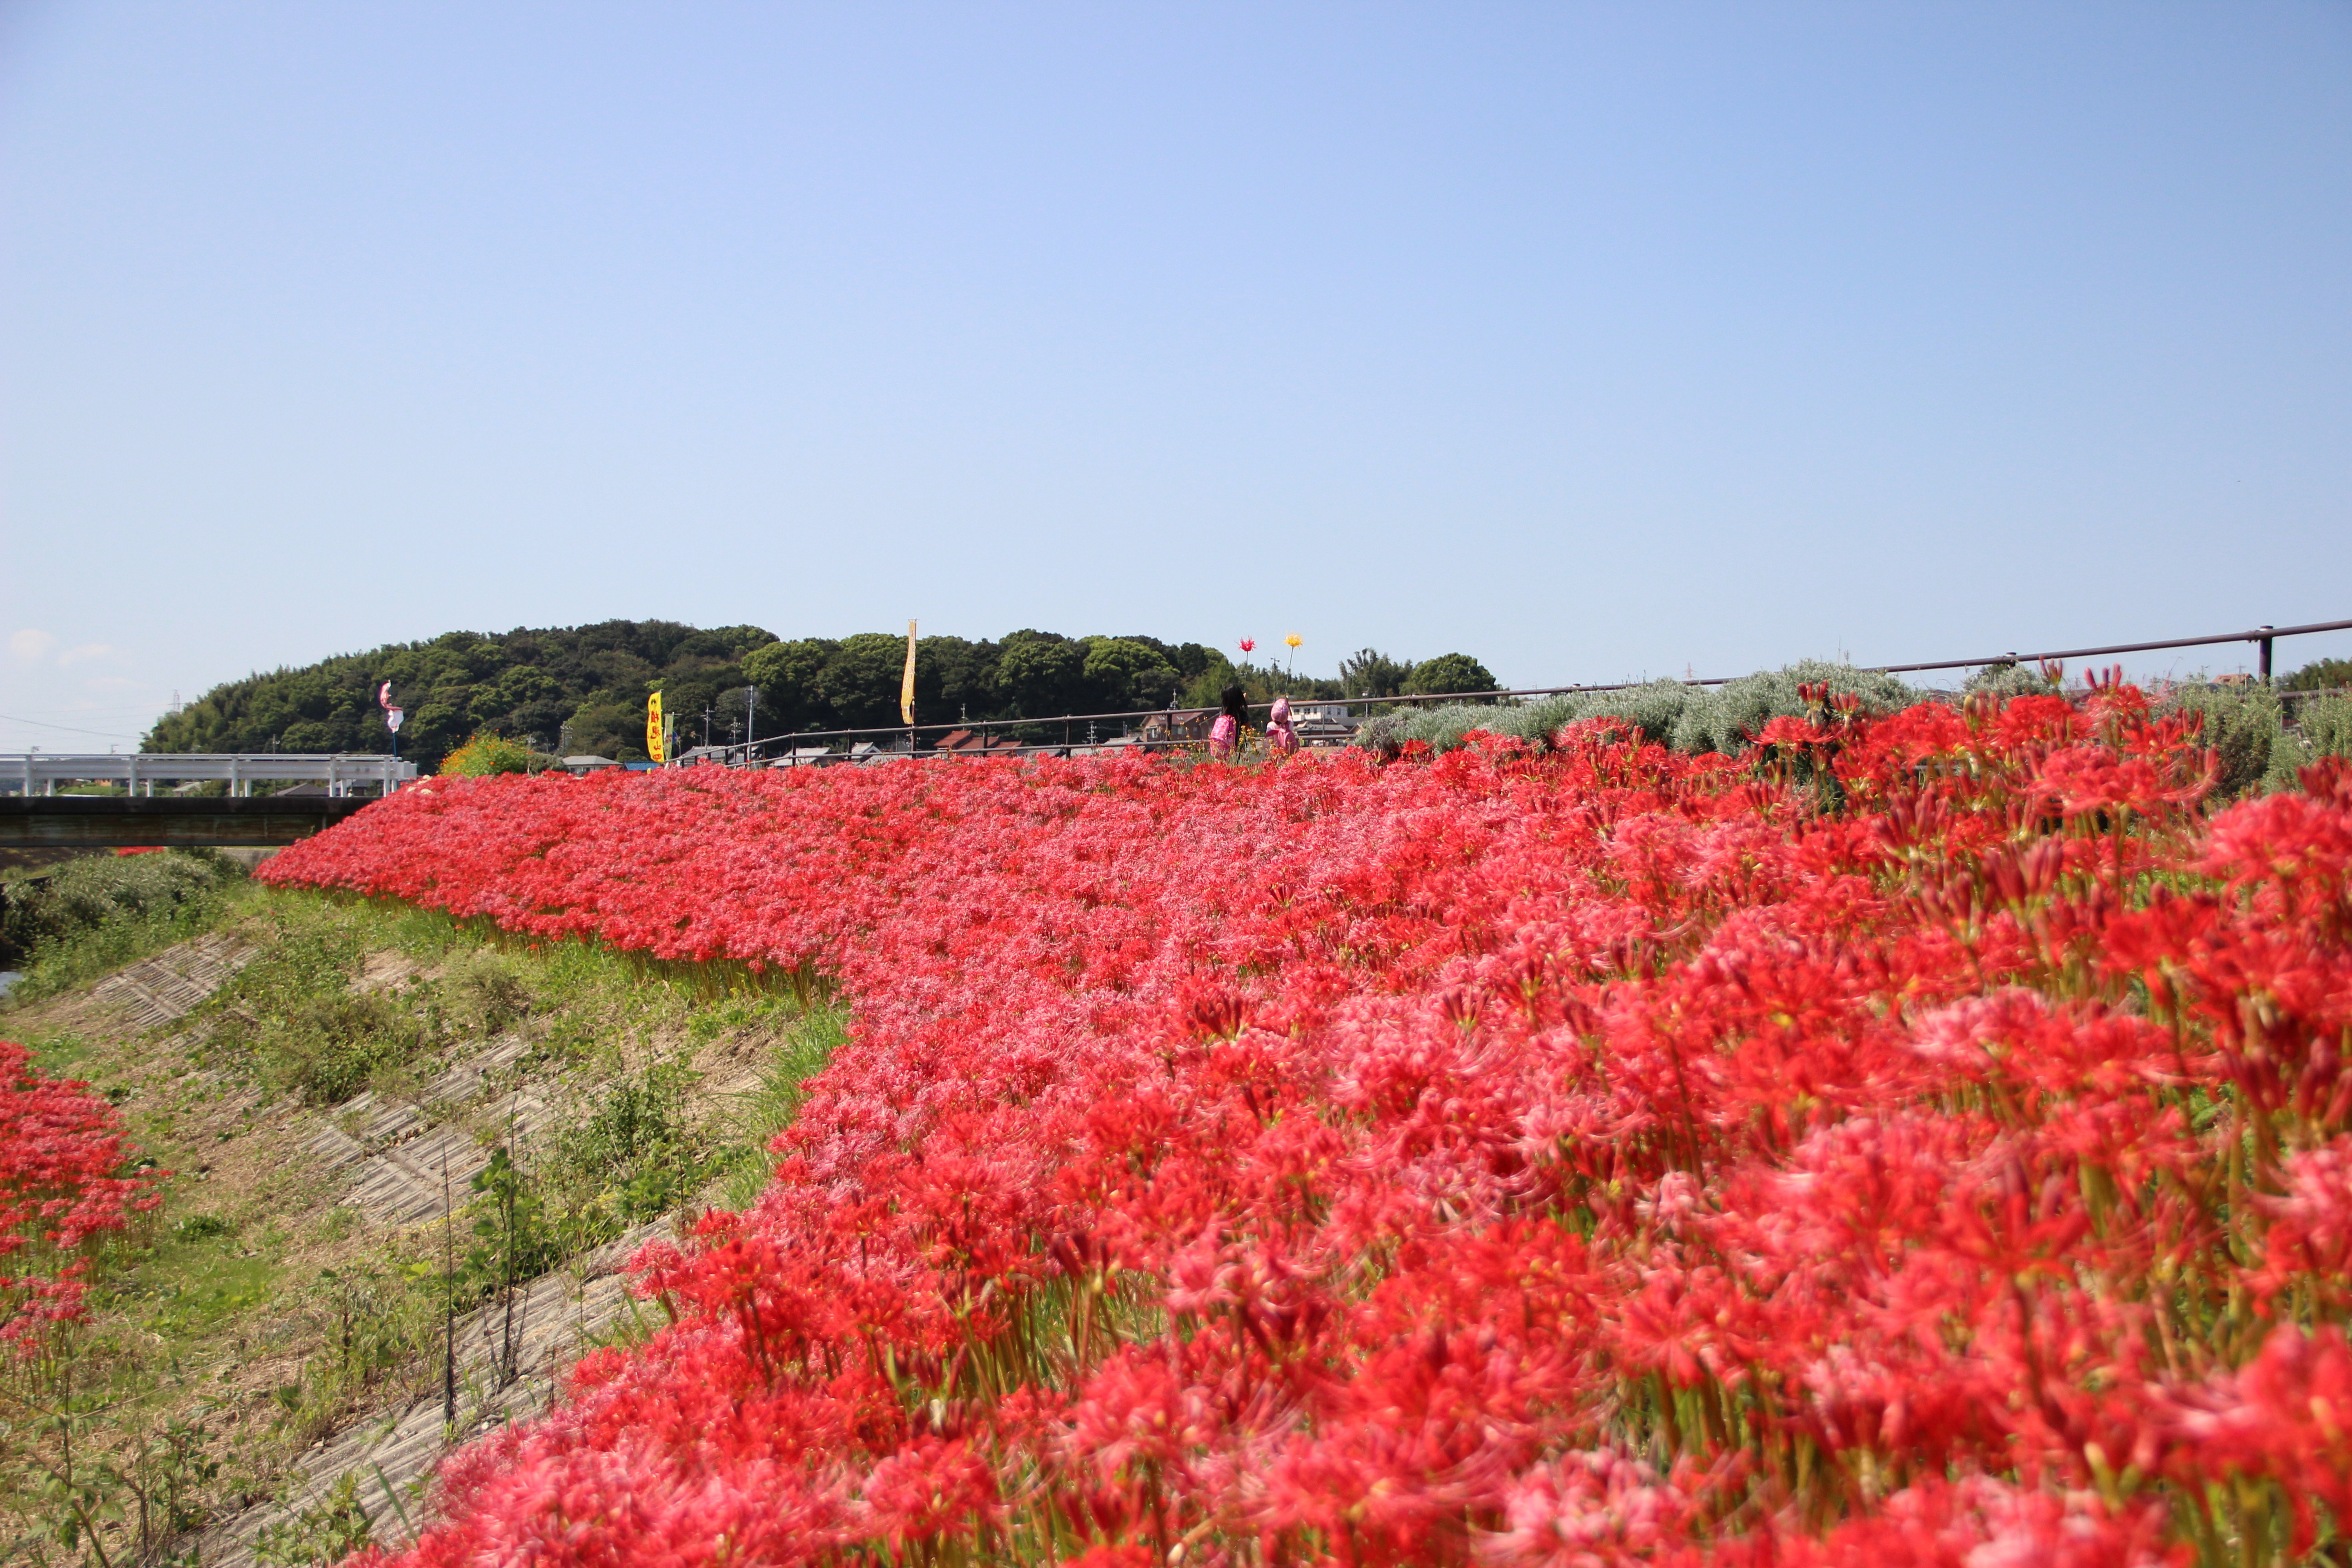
[1,753,418,797]
[1867,617,2352,682]
[701,615,2352,766]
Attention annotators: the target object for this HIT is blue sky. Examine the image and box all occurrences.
[3,2,2347,749]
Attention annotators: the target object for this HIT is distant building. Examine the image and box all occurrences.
[562,755,620,774]
[1287,702,1354,724]
[934,729,1022,755]
[1284,703,1360,748]
[1137,711,1213,745]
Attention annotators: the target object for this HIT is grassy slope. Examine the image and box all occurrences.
[0,880,840,1568]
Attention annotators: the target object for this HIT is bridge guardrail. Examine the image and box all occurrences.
[1,753,418,797]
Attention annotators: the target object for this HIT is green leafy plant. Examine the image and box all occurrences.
[195,904,436,1102]
[1961,660,2060,699]
[540,1065,716,1251]
[436,731,538,778]
[251,1471,372,1567]
[463,1147,560,1299]
[258,990,424,1105]
[1,851,247,995]
[439,949,533,1036]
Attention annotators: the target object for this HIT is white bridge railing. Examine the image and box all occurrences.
[1,753,418,798]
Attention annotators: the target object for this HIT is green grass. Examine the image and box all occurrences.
[120,1223,281,1346]
[0,877,849,1565]
[10,1024,103,1082]
[711,1006,845,1211]
[2,860,261,1005]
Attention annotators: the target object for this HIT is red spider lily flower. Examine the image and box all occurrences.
[0,1041,163,1351]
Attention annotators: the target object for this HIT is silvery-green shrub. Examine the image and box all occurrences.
[1669,662,1923,757]
[2161,681,2281,801]
[1963,663,2061,699]
[2265,690,2352,792]
[1566,680,1696,744]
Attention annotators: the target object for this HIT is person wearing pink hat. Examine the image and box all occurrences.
[1265,696,1299,759]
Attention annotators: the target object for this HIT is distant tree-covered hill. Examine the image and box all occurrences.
[143,621,774,770]
[143,621,1495,770]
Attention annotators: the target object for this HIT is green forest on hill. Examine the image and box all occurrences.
[141,622,1498,769]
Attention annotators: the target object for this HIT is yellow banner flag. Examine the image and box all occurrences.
[900,620,918,725]
[646,691,665,764]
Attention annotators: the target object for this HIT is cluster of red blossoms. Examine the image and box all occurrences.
[0,1040,161,1351]
[260,685,2352,1566]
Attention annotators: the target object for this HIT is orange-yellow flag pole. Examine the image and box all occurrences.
[900,621,919,740]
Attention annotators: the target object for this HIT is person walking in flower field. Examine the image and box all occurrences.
[1264,694,1299,758]
[1208,683,1250,761]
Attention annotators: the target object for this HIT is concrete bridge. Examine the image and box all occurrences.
[0,754,414,848]
[0,794,379,848]
[5,751,415,797]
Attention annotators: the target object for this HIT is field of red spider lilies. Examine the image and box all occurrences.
[253,683,2352,1567]
[0,1042,161,1354]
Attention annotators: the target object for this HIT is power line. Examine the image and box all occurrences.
[0,712,147,740]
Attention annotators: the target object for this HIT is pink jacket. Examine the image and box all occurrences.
[1266,697,1298,757]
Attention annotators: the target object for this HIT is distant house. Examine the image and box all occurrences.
[1288,704,1359,748]
[1287,702,1354,724]
[934,729,1022,755]
[562,755,620,774]
[1137,711,1213,745]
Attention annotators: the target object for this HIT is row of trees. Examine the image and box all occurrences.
[739,631,1225,735]
[142,622,1499,769]
[143,622,772,773]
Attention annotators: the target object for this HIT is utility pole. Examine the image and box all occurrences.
[703,706,713,749]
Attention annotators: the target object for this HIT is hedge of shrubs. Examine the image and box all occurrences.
[0,849,245,984]
[1354,659,2352,796]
